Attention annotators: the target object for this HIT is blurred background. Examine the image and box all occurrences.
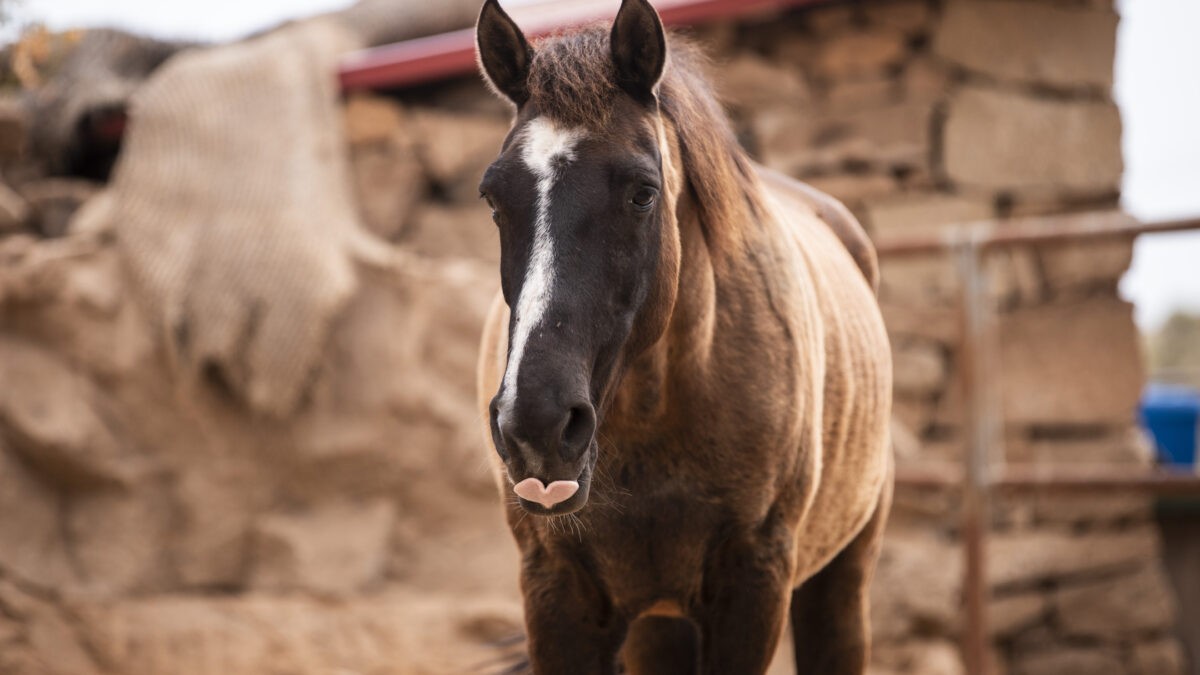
[0,0,1197,674]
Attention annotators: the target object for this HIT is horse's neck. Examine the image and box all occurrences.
[607,192,735,433]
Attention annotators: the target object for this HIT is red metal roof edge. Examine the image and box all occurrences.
[338,0,830,91]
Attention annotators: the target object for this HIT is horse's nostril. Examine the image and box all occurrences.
[561,404,596,458]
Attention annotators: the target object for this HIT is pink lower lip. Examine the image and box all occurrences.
[513,477,580,509]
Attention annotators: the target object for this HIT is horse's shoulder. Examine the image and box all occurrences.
[755,168,880,293]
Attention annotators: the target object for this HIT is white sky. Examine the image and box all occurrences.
[3,0,1198,331]
[1114,0,1200,331]
[0,0,354,43]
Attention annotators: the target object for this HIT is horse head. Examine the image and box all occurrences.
[476,0,683,514]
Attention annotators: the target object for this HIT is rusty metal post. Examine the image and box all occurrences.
[895,464,1200,495]
[873,213,1200,674]
[955,229,994,675]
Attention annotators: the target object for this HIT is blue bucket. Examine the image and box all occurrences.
[1139,384,1200,468]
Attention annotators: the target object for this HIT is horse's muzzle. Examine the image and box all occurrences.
[490,392,597,514]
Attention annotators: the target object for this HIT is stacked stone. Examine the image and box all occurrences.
[337,2,1183,672]
[344,86,510,262]
[0,0,1183,672]
[687,1,1181,673]
[0,71,523,674]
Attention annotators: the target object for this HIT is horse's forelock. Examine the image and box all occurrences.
[527,25,760,253]
[527,26,620,127]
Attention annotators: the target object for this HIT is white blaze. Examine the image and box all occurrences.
[502,118,585,405]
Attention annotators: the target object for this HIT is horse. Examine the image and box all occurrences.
[473,0,893,672]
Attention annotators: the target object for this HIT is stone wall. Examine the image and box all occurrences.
[709,1,1184,673]
[0,1,1186,674]
[0,25,527,675]
[338,0,1184,672]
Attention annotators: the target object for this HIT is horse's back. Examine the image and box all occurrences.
[756,166,893,584]
[758,168,879,292]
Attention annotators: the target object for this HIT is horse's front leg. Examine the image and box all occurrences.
[522,551,626,675]
[696,529,794,675]
[790,473,891,674]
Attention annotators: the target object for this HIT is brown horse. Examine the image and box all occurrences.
[474,0,893,672]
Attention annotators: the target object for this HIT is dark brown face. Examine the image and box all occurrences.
[476,0,669,514]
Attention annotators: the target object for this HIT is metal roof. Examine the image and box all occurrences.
[338,0,829,91]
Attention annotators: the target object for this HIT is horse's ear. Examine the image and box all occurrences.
[610,0,667,102]
[476,0,534,105]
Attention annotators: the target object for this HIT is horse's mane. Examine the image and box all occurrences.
[527,26,761,252]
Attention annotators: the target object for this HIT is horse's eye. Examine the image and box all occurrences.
[631,187,658,210]
[480,192,500,225]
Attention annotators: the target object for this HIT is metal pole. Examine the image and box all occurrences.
[956,230,993,675]
[874,212,1200,675]
[895,464,1200,495]
[874,213,1200,258]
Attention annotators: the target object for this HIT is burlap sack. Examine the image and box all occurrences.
[110,19,389,417]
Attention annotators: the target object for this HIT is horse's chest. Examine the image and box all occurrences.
[583,416,812,610]
[583,491,720,610]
